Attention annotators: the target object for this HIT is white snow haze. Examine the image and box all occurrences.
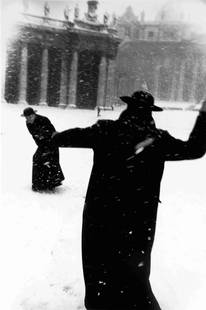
[0,103,206,310]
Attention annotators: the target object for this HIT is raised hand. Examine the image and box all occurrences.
[200,99,206,113]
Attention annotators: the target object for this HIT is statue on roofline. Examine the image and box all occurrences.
[74,4,80,19]
[111,13,117,27]
[64,6,70,21]
[44,1,50,17]
[103,12,109,25]
[85,0,98,22]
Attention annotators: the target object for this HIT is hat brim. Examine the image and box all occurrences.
[120,96,163,112]
[21,110,37,117]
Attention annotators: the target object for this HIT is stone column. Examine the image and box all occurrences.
[153,61,160,99]
[177,58,186,102]
[68,50,78,107]
[97,55,107,108]
[59,52,68,108]
[105,58,116,108]
[39,46,49,105]
[18,43,28,104]
[170,59,178,101]
[189,59,199,103]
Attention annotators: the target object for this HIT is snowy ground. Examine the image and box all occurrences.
[0,102,206,310]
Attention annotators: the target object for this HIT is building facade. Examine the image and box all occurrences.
[115,6,206,103]
[4,2,206,107]
[4,0,120,109]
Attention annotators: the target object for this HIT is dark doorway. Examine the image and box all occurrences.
[27,43,42,105]
[77,50,100,109]
[47,47,62,106]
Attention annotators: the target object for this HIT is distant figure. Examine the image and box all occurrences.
[52,91,206,310]
[21,107,64,192]
[97,106,101,117]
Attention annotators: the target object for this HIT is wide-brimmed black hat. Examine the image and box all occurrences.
[120,90,163,112]
[21,107,37,117]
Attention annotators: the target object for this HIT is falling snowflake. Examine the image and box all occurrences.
[138,261,144,267]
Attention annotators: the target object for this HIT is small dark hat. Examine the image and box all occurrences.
[21,107,37,117]
[120,90,163,112]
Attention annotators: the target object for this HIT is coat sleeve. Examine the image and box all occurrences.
[162,112,206,161]
[52,123,100,149]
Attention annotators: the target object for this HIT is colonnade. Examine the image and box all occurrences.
[151,55,206,102]
[5,41,117,109]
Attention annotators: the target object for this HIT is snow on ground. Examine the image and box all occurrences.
[0,102,206,310]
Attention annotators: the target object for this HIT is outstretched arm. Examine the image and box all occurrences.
[52,120,115,149]
[162,100,206,161]
[200,99,206,113]
[52,125,98,149]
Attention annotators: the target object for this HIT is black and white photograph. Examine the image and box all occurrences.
[1,0,206,309]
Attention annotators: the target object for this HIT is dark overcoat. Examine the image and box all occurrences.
[53,110,206,310]
[27,114,64,191]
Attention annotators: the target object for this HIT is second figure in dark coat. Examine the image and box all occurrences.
[22,107,65,192]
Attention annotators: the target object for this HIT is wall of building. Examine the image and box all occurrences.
[114,5,206,104]
[115,40,206,103]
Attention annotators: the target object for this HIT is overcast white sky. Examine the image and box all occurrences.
[98,0,168,19]
[1,0,206,20]
[1,0,206,23]
[96,0,206,23]
[1,0,164,18]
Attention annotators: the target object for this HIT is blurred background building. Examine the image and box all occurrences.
[115,3,206,103]
[3,0,206,107]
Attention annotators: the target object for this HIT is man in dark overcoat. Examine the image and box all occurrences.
[21,107,64,192]
[52,91,206,310]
